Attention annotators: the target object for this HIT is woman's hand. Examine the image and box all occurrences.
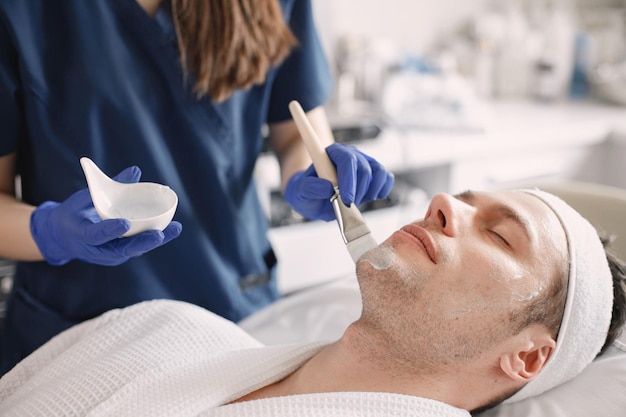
[284,143,395,221]
[30,166,182,266]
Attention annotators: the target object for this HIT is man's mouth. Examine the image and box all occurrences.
[399,224,438,264]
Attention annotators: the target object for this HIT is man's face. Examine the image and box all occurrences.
[355,190,568,370]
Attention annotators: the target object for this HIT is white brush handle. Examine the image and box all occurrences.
[289,100,377,262]
[288,101,338,186]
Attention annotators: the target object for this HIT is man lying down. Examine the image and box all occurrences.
[1,189,625,416]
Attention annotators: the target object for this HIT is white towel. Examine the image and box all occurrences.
[505,189,614,403]
[0,300,469,417]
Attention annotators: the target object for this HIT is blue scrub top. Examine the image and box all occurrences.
[0,0,332,373]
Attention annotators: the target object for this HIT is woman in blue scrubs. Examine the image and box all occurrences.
[0,0,394,374]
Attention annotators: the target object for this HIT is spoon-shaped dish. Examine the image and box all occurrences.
[80,157,178,237]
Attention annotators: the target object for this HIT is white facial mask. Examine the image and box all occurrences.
[360,243,395,270]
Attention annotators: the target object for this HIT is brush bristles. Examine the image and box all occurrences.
[346,233,378,263]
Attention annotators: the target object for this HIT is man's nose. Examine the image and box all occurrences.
[425,193,472,237]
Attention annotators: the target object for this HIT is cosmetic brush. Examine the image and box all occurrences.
[288,100,377,263]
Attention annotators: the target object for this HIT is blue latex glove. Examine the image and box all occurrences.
[30,166,183,266]
[285,143,395,221]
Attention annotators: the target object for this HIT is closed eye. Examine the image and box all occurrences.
[489,230,510,248]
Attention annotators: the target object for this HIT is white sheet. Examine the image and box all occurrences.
[238,276,362,344]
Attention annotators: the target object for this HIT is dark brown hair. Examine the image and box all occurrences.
[171,0,298,101]
[600,247,626,353]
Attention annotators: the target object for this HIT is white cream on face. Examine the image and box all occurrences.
[359,242,396,270]
[443,260,544,321]
[486,260,546,304]
[511,272,543,301]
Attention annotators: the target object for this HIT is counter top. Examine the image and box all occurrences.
[359,98,626,171]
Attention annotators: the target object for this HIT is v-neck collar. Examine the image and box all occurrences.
[118,0,174,38]
[153,0,175,40]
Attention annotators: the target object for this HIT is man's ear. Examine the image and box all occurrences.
[499,325,556,382]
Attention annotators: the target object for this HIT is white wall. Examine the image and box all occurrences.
[313,0,626,66]
[313,0,491,63]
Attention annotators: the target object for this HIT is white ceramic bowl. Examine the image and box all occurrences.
[95,182,178,237]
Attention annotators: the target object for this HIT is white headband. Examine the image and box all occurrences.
[505,189,614,403]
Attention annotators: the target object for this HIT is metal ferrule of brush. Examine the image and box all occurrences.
[330,186,348,244]
[330,186,372,244]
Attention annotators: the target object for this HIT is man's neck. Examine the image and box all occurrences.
[233,328,479,409]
